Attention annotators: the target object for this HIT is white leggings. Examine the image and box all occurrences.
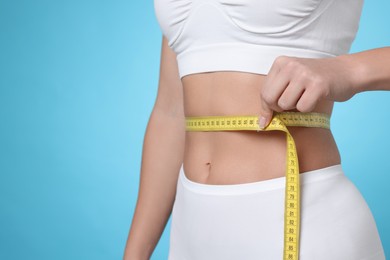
[168,163,385,260]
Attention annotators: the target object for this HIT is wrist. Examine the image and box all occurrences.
[334,53,369,94]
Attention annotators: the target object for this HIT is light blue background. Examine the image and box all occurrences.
[0,0,389,259]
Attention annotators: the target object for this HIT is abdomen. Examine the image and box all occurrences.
[182,71,341,184]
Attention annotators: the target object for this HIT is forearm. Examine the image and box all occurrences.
[336,46,390,93]
[123,109,185,260]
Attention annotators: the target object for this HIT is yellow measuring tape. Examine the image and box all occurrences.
[185,111,330,260]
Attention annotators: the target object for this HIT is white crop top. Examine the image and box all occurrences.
[153,0,364,79]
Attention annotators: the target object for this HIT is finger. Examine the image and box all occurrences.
[296,87,320,113]
[259,56,294,129]
[277,80,306,111]
[258,96,274,129]
[262,65,292,113]
[263,56,283,90]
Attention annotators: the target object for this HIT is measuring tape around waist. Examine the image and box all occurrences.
[185,111,331,260]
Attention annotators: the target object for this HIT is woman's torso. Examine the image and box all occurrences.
[182,71,341,185]
[153,0,363,184]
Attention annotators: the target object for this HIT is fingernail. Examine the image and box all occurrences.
[259,116,267,129]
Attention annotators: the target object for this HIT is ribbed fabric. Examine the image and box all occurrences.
[153,0,364,79]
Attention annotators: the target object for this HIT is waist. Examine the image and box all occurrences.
[184,115,340,184]
[181,71,340,184]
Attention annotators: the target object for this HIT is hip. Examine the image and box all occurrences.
[168,163,385,260]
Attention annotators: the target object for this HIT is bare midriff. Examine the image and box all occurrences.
[181,71,341,185]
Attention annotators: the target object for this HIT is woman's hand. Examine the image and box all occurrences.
[258,55,360,129]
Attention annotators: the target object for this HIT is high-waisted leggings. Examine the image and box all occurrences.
[168,163,385,260]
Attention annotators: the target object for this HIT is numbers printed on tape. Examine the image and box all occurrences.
[185,112,331,260]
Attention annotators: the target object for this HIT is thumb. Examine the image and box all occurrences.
[258,97,274,130]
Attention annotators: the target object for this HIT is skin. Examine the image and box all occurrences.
[123,36,390,259]
[258,49,390,128]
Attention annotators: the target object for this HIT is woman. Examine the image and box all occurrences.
[124,0,388,259]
